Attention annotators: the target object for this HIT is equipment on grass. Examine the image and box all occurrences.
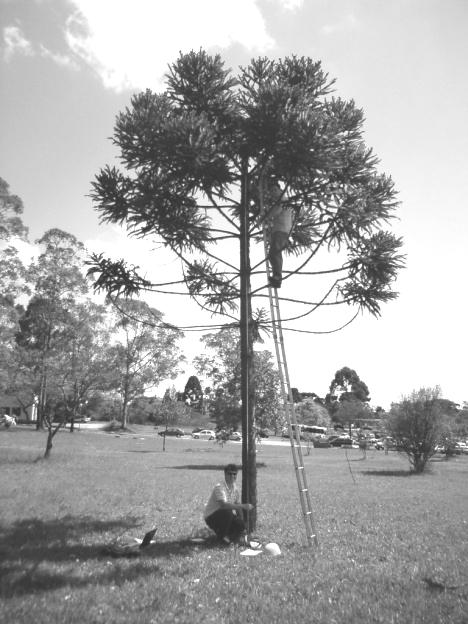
[264,542,281,556]
[102,528,157,558]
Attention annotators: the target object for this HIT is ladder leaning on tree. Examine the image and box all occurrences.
[263,230,319,547]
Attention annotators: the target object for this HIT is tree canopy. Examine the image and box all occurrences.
[89,50,404,326]
[387,387,446,473]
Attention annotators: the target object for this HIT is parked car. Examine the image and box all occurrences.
[313,438,331,448]
[454,442,468,455]
[329,436,353,447]
[192,429,216,440]
[229,431,242,441]
[373,440,385,450]
[158,427,185,437]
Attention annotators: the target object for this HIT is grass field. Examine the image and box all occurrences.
[0,426,467,624]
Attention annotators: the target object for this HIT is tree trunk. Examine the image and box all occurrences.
[44,429,53,458]
[121,400,128,429]
[240,161,257,532]
[36,371,47,430]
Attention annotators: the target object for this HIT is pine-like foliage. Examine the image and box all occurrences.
[89,50,404,320]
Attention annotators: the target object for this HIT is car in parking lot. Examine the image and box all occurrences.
[329,436,353,447]
[229,431,242,441]
[454,441,468,454]
[191,429,216,440]
[158,427,185,437]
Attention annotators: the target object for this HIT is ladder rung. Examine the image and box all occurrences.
[266,263,318,548]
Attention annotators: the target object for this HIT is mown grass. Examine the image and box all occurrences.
[0,427,467,624]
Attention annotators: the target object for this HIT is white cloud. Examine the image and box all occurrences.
[2,23,79,69]
[322,14,359,36]
[277,0,304,10]
[65,0,275,92]
[38,44,79,69]
[2,25,34,61]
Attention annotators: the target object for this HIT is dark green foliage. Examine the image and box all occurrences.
[0,177,29,241]
[86,253,152,297]
[183,375,203,410]
[326,366,370,407]
[325,367,371,430]
[387,387,446,473]
[90,50,404,320]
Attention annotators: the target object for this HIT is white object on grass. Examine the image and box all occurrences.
[264,542,281,556]
[240,548,263,557]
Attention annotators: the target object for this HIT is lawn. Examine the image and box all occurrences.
[0,426,467,624]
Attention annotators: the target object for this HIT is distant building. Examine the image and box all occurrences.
[0,395,37,422]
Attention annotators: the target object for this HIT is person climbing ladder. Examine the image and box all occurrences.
[264,182,294,289]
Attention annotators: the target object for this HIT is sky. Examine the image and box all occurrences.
[1,0,467,409]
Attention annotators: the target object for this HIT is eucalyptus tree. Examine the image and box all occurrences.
[52,300,113,433]
[0,178,30,389]
[0,176,29,241]
[193,327,280,432]
[325,366,371,431]
[89,50,404,529]
[17,229,89,428]
[106,299,185,429]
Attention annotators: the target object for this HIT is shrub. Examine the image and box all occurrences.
[387,387,444,473]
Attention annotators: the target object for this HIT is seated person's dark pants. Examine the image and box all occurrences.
[268,231,289,281]
[205,509,245,541]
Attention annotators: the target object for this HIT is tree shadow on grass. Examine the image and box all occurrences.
[0,516,233,598]
[360,469,414,477]
[0,515,149,597]
[172,462,267,470]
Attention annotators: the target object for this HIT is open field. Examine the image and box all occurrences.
[0,426,467,624]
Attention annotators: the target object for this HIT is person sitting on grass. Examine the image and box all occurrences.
[204,463,253,544]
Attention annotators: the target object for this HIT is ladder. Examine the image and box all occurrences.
[263,238,318,547]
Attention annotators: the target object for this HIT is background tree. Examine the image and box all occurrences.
[251,351,280,432]
[89,50,404,530]
[334,398,371,434]
[325,366,371,432]
[193,328,279,432]
[291,387,302,403]
[452,402,468,438]
[51,301,113,433]
[17,229,89,429]
[327,366,370,404]
[386,387,445,473]
[0,179,30,392]
[157,388,190,451]
[295,398,332,428]
[0,176,29,241]
[183,375,203,411]
[106,299,185,429]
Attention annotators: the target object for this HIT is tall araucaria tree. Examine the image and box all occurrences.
[88,51,404,530]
